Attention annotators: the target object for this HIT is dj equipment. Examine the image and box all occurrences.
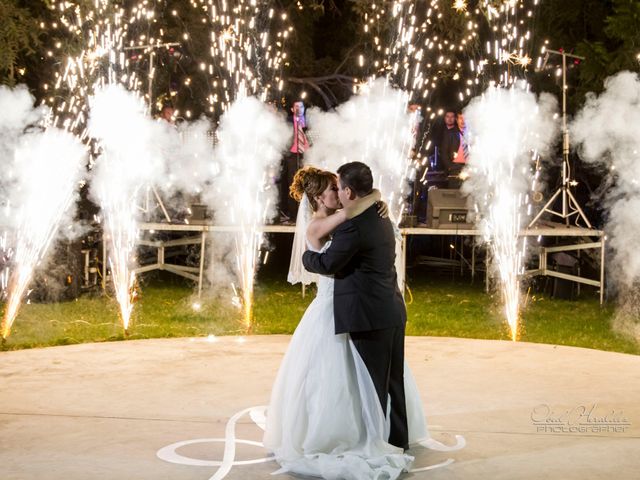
[426,189,474,229]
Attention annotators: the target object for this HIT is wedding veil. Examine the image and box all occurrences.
[287,193,318,285]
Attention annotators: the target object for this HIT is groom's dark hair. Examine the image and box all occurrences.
[337,162,373,197]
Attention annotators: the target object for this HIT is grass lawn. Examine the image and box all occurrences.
[2,271,638,355]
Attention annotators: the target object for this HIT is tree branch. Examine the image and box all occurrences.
[287,74,356,109]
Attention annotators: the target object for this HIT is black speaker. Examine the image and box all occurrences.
[426,189,473,229]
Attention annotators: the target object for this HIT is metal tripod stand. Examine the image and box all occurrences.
[529,49,592,228]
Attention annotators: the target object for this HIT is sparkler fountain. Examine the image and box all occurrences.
[208,92,289,330]
[358,0,547,339]
[45,1,177,333]
[462,84,558,340]
[187,0,290,328]
[0,85,41,303]
[0,87,87,339]
[450,0,547,341]
[88,85,167,334]
[73,9,142,334]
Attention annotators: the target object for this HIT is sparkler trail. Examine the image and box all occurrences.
[49,1,151,333]
[207,93,289,330]
[0,86,87,338]
[88,84,166,332]
[43,0,290,332]
[187,0,290,116]
[0,85,43,303]
[462,84,558,340]
[45,1,152,136]
[358,1,538,116]
[354,0,544,339]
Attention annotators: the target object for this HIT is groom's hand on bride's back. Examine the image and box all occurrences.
[376,201,389,219]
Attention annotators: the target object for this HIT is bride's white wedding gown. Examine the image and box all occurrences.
[264,241,444,479]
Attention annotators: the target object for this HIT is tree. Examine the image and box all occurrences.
[0,0,40,86]
[576,0,640,95]
[532,0,640,111]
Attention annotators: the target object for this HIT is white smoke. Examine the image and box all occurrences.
[0,86,46,209]
[9,129,87,233]
[164,118,217,196]
[0,85,44,133]
[571,71,640,288]
[203,95,289,304]
[88,85,168,329]
[209,96,289,221]
[135,117,216,204]
[304,78,415,222]
[570,70,640,341]
[89,85,166,200]
[0,85,87,336]
[89,85,217,214]
[463,83,559,339]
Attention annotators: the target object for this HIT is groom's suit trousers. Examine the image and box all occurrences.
[350,324,409,450]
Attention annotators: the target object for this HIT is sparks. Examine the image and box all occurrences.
[453,0,468,12]
[0,108,86,338]
[463,84,558,341]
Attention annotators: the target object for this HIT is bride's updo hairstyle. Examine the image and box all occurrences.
[290,166,336,212]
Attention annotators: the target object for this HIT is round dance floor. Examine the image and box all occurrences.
[1,335,638,479]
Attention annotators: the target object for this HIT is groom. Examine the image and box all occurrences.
[302,161,409,450]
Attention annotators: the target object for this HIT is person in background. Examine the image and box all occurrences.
[447,112,469,188]
[279,100,310,224]
[437,109,460,176]
[454,112,468,166]
[159,104,175,124]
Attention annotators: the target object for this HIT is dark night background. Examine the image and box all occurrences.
[1,0,639,290]
[2,1,639,222]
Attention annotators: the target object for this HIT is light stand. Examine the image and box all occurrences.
[529,49,592,229]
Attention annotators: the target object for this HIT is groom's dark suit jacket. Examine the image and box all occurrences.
[302,204,406,334]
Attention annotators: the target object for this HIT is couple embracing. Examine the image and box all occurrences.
[264,162,463,479]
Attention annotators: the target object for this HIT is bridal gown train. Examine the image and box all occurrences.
[264,241,457,479]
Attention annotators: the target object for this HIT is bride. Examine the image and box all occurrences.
[263,166,463,479]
